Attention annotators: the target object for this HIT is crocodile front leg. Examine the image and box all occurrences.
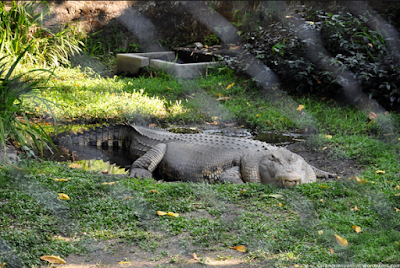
[129,143,167,178]
[219,166,244,184]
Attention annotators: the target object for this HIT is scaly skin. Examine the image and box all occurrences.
[54,124,336,187]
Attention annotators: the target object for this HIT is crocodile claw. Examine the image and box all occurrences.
[129,168,153,179]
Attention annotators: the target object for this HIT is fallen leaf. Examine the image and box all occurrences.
[149,123,157,128]
[320,199,324,202]
[325,135,333,139]
[318,230,323,235]
[167,212,179,217]
[321,97,327,101]
[375,170,385,174]
[322,146,327,151]
[192,253,200,261]
[40,255,66,264]
[102,181,117,185]
[330,248,334,254]
[216,96,231,101]
[118,261,131,265]
[166,87,172,90]
[53,178,70,182]
[296,104,305,111]
[205,121,218,125]
[348,176,366,184]
[150,189,160,194]
[226,83,235,89]
[230,245,246,252]
[256,114,261,117]
[1,262,5,268]
[334,234,349,247]
[351,205,360,211]
[123,196,135,200]
[395,185,400,190]
[240,189,246,194]
[368,43,373,48]
[352,225,362,233]
[395,207,400,212]
[69,163,80,168]
[266,120,272,126]
[157,211,167,216]
[58,193,70,200]
[369,112,377,119]
[268,194,283,199]
[395,193,400,196]
[319,185,331,189]
[224,123,237,127]
[278,203,283,207]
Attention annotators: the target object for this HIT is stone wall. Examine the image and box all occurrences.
[42,1,400,51]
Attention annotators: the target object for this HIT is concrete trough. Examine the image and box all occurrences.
[117,51,219,79]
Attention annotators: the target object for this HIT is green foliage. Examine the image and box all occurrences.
[0,1,83,67]
[0,47,55,158]
[223,9,400,112]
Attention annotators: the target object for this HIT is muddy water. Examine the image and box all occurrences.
[50,126,304,173]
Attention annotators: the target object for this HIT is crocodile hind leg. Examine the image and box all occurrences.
[129,143,167,179]
[312,166,337,179]
[219,166,244,184]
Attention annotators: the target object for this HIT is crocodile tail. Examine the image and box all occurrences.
[53,124,133,148]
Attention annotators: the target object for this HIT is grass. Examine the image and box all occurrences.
[1,61,400,267]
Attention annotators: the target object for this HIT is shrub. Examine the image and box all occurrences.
[0,46,55,160]
[222,9,400,112]
[0,1,83,67]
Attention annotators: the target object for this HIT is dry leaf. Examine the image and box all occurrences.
[369,112,377,119]
[69,163,80,168]
[167,212,179,217]
[395,207,400,212]
[226,83,235,89]
[192,253,200,261]
[268,194,283,199]
[53,178,70,182]
[230,245,246,252]
[351,205,360,211]
[278,203,283,207]
[58,193,70,200]
[318,230,323,235]
[352,225,362,233]
[205,121,218,125]
[150,189,160,194]
[216,96,231,101]
[319,185,331,189]
[322,146,327,151]
[266,120,272,126]
[40,255,66,264]
[348,176,366,184]
[325,135,333,139]
[118,261,131,265]
[296,104,305,111]
[368,43,373,48]
[1,262,5,268]
[157,211,167,216]
[375,170,386,174]
[102,181,117,185]
[123,196,135,200]
[240,189,246,194]
[149,123,157,128]
[330,248,334,254]
[334,234,349,247]
[395,193,400,196]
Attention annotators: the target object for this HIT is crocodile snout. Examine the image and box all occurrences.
[277,173,301,188]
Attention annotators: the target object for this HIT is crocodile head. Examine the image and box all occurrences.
[258,149,316,188]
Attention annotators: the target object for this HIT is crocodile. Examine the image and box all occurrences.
[54,124,336,188]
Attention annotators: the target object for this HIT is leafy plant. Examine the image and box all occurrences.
[0,46,55,159]
[223,9,400,112]
[0,1,83,67]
